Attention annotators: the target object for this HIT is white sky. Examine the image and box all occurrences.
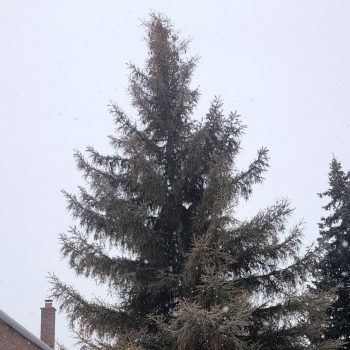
[1,1,350,348]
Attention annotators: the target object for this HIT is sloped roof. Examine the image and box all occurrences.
[0,308,52,350]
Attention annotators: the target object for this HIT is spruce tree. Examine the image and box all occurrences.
[315,158,350,347]
[51,13,342,350]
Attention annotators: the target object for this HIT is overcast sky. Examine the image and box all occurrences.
[1,1,350,348]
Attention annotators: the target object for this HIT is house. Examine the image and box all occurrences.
[0,300,56,350]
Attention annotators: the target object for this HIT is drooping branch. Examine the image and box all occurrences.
[60,228,140,289]
[49,275,138,337]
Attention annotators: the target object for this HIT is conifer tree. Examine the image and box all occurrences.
[51,13,342,350]
[315,158,350,347]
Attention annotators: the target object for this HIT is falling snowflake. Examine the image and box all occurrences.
[144,259,149,264]
[222,306,229,313]
[342,240,348,248]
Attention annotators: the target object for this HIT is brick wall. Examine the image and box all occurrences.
[0,319,42,350]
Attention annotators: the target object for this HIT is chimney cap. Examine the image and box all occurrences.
[43,300,54,309]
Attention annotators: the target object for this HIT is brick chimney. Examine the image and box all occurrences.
[40,299,56,349]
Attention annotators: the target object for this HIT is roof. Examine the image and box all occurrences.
[0,308,53,350]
